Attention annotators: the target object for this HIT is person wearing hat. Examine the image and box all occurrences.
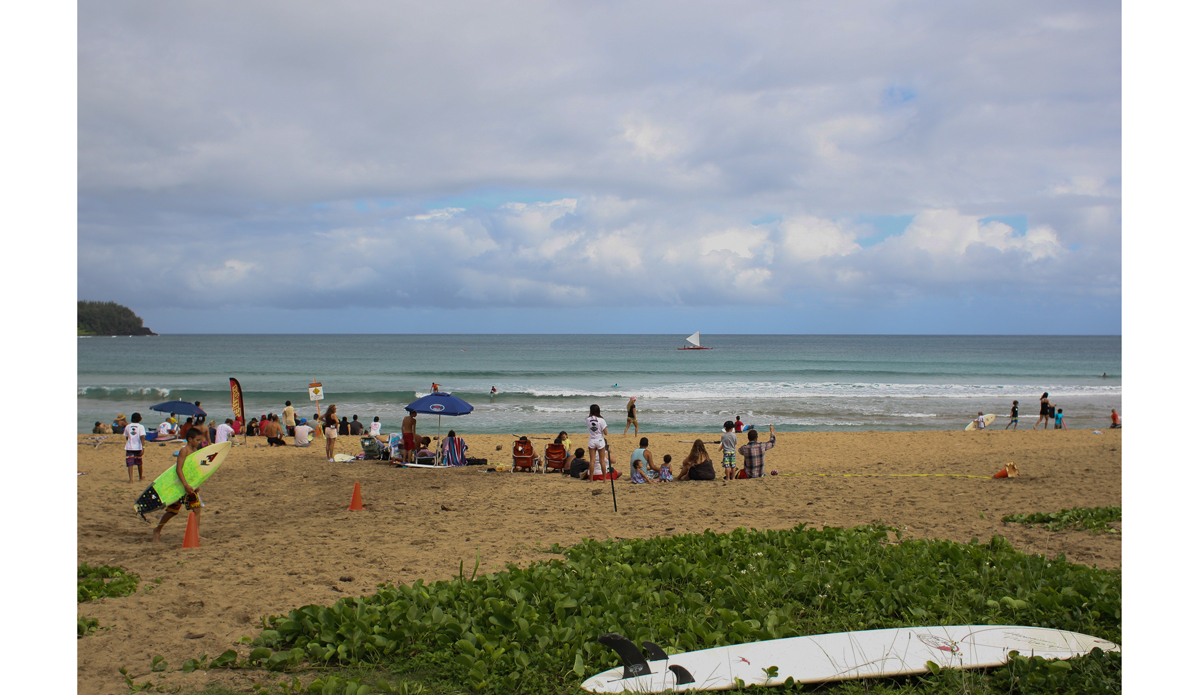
[623,397,639,436]
[293,418,313,447]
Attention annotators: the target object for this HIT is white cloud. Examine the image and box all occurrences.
[699,228,769,258]
[620,117,683,161]
[407,207,464,221]
[889,209,1062,259]
[780,216,860,261]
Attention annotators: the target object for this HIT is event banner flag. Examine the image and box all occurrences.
[229,378,245,426]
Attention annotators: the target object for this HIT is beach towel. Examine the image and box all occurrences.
[442,436,468,466]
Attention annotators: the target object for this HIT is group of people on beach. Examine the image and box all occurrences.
[575,404,776,482]
[969,392,1121,431]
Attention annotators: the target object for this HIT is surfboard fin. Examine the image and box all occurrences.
[598,633,651,679]
[641,641,670,661]
[668,664,696,684]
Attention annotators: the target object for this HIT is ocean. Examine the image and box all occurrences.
[77,334,1121,434]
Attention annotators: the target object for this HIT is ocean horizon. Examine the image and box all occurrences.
[78,334,1121,434]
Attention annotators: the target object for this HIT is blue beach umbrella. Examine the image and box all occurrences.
[149,400,207,418]
[403,392,474,439]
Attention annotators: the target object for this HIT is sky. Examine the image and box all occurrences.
[76,1,1121,334]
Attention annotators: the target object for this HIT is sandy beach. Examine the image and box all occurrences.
[76,428,1121,694]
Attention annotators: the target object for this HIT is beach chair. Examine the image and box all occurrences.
[387,433,404,461]
[441,436,468,467]
[360,436,388,460]
[511,438,540,472]
[542,443,568,474]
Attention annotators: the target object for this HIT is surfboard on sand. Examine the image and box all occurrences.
[965,414,996,431]
[583,625,1118,693]
[134,441,230,519]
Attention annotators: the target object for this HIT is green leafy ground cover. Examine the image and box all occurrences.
[228,524,1120,694]
[79,562,141,639]
[1002,506,1122,534]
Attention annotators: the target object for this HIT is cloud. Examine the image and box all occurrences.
[76,2,1120,331]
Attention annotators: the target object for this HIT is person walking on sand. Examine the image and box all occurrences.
[1004,401,1019,430]
[1110,409,1121,429]
[1034,392,1051,430]
[322,404,339,461]
[124,412,147,483]
[738,425,776,478]
[975,412,988,430]
[151,427,206,543]
[586,404,609,480]
[623,397,639,436]
[1053,408,1068,430]
[402,408,418,463]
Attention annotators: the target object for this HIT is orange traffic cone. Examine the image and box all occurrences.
[348,482,365,511]
[181,511,200,548]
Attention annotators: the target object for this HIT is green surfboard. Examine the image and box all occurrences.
[134,441,230,518]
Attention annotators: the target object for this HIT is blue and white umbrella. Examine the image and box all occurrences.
[404,392,474,439]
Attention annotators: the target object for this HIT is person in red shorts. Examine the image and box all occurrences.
[401,408,418,463]
[151,428,206,543]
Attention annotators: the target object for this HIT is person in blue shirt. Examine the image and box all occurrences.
[1053,408,1067,430]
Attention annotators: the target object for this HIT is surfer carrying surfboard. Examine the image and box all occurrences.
[151,428,206,543]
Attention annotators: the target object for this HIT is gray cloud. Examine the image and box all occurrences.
[79,1,1120,330]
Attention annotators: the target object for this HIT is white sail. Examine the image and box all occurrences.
[685,331,701,347]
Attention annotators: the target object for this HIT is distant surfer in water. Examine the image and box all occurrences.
[151,427,206,543]
[490,386,497,395]
[430,382,440,393]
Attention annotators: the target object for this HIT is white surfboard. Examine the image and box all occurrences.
[582,625,1118,693]
[965,414,996,431]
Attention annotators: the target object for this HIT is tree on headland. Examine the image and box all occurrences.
[77,301,156,336]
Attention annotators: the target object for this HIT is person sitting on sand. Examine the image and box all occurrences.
[1110,409,1121,429]
[441,430,468,466]
[630,437,670,481]
[569,448,590,479]
[338,416,350,436]
[629,455,649,483]
[369,416,382,437]
[263,414,289,447]
[678,440,716,480]
[151,427,206,543]
[738,425,776,478]
[92,421,111,434]
[293,419,313,447]
[157,418,176,439]
[245,417,259,437]
[558,431,572,452]
[417,436,435,459]
[654,454,674,482]
[113,413,128,435]
[349,415,364,436]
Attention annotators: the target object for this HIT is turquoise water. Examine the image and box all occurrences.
[77,334,1121,433]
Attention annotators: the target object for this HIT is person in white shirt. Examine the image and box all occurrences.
[157,420,174,438]
[215,418,235,444]
[293,420,314,447]
[369,416,382,436]
[124,412,147,483]
[585,404,609,480]
[975,412,987,430]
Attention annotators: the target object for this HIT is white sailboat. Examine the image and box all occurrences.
[677,331,713,350]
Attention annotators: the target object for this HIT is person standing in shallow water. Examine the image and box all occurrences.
[623,397,638,436]
[1034,392,1051,430]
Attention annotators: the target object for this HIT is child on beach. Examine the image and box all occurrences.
[1004,401,1019,430]
[654,454,674,482]
[370,416,382,437]
[1110,409,1121,429]
[975,412,987,430]
[1054,408,1067,430]
[151,427,206,543]
[720,421,738,480]
[124,412,147,483]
